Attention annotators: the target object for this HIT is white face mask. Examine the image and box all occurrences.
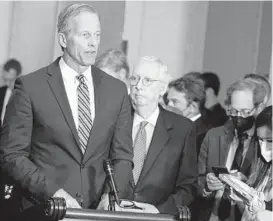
[259,139,272,162]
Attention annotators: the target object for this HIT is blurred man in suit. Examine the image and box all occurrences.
[95,48,130,92]
[98,56,198,215]
[0,59,22,126]
[167,75,208,155]
[198,79,267,221]
[200,72,228,128]
[0,3,133,219]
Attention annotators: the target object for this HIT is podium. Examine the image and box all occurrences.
[16,197,191,221]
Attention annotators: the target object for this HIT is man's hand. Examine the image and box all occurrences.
[206,173,224,191]
[53,189,81,208]
[96,193,109,210]
[133,202,159,214]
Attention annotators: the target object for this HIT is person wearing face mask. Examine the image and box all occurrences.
[198,78,266,221]
[167,74,209,156]
[229,105,272,221]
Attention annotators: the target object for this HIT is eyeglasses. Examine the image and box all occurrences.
[227,107,256,118]
[129,75,161,87]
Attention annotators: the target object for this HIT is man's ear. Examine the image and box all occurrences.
[190,101,199,113]
[58,33,67,49]
[159,82,168,96]
[118,68,127,81]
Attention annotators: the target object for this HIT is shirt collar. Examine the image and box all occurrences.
[59,57,92,84]
[133,106,160,128]
[190,113,201,122]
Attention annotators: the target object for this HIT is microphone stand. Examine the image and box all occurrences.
[108,185,116,211]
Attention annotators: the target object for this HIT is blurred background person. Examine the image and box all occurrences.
[200,72,228,128]
[244,73,271,107]
[0,58,22,126]
[167,75,208,155]
[95,48,130,92]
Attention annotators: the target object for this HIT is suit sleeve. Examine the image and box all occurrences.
[156,123,198,214]
[0,78,60,201]
[109,86,133,199]
[198,132,213,197]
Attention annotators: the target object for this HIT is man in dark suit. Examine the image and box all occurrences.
[98,56,198,215]
[0,3,133,218]
[198,79,267,221]
[167,75,209,156]
[0,59,22,126]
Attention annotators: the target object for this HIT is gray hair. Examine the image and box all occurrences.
[57,3,99,35]
[135,56,171,84]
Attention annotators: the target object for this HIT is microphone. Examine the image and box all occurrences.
[103,159,121,205]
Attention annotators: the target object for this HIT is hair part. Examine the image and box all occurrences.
[3,59,22,76]
[57,3,99,36]
[168,74,206,110]
[200,72,220,96]
[135,56,171,84]
[225,78,266,107]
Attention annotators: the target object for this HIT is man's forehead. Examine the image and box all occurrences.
[70,11,101,31]
[168,88,187,99]
[231,89,254,108]
[133,60,160,77]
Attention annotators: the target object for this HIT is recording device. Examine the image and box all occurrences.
[212,166,229,177]
[103,159,121,206]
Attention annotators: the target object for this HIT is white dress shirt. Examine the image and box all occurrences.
[132,106,159,153]
[59,58,95,129]
[190,113,201,122]
[1,87,12,125]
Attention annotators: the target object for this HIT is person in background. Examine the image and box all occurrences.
[98,56,198,215]
[0,58,22,126]
[200,72,228,128]
[95,48,130,92]
[198,78,267,221]
[244,73,271,107]
[230,105,272,221]
[0,3,133,220]
[167,75,208,155]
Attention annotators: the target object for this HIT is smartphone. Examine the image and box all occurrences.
[212,166,229,177]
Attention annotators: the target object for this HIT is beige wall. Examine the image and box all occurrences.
[203,1,271,105]
[0,1,125,82]
[124,1,209,80]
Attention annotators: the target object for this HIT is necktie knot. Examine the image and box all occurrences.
[140,121,148,129]
[77,74,85,84]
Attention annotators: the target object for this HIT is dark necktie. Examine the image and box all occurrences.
[231,133,248,171]
[133,121,148,184]
[218,133,247,220]
[77,74,92,154]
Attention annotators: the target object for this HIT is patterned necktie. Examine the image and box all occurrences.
[77,74,92,154]
[133,121,148,184]
[231,133,248,171]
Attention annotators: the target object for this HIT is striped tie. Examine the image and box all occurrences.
[77,74,92,154]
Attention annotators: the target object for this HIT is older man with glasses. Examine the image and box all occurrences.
[197,78,267,221]
[98,56,198,215]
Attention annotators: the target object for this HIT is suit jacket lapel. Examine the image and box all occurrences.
[47,58,81,159]
[220,120,234,166]
[241,136,255,174]
[136,110,171,186]
[82,66,102,163]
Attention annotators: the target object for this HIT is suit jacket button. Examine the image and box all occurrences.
[81,164,85,169]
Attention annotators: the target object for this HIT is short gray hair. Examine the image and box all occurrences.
[135,56,171,84]
[57,3,98,35]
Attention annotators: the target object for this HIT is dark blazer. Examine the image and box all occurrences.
[197,120,255,220]
[202,103,228,129]
[0,86,7,126]
[194,116,210,156]
[128,107,198,215]
[0,58,133,211]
